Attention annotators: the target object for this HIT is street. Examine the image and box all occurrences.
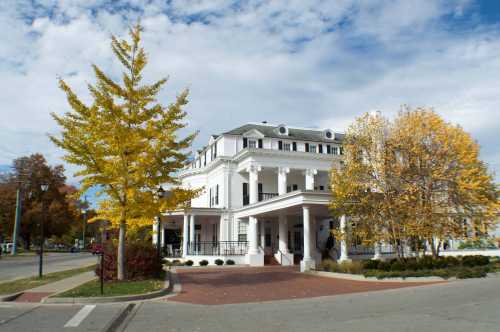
[0,253,97,281]
[0,275,499,332]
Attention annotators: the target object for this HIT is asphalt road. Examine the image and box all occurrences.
[0,253,98,281]
[0,275,499,331]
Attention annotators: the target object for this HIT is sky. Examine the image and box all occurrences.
[1,0,500,207]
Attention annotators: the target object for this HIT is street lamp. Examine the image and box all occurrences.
[39,182,49,278]
[156,186,165,261]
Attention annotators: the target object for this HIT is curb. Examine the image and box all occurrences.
[43,271,173,304]
[308,270,449,282]
[0,292,24,302]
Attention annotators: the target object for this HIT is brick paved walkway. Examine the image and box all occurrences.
[170,266,441,305]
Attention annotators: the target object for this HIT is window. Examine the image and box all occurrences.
[204,151,207,166]
[309,144,317,153]
[248,139,257,148]
[339,146,344,155]
[319,185,324,191]
[325,131,332,139]
[258,139,263,148]
[213,143,217,158]
[333,147,338,155]
[327,145,331,154]
[278,141,283,150]
[292,184,298,191]
[283,143,291,151]
[279,126,287,134]
[318,144,323,153]
[243,137,248,148]
[305,143,310,152]
[212,224,217,242]
[292,142,297,151]
[238,221,248,242]
[215,184,219,205]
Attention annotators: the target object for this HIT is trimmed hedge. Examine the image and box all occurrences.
[215,259,224,266]
[199,260,209,266]
[226,259,235,265]
[361,255,490,271]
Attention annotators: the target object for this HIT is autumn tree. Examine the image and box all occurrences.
[0,154,80,248]
[330,108,499,259]
[51,24,198,280]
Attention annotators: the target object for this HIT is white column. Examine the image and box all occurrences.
[339,215,351,262]
[277,167,289,195]
[189,214,195,243]
[247,164,261,204]
[152,218,159,245]
[303,207,311,260]
[219,215,225,242]
[372,242,382,260]
[260,220,265,248]
[182,214,189,257]
[305,169,317,190]
[248,216,259,254]
[300,206,315,272]
[310,215,317,255]
[278,214,289,253]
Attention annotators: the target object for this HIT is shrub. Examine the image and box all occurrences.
[456,267,487,279]
[444,256,460,267]
[318,260,363,274]
[226,259,235,265]
[377,261,391,272]
[215,259,224,266]
[199,260,209,266]
[185,260,194,266]
[461,255,490,267]
[95,241,163,281]
[362,259,380,270]
[390,260,405,271]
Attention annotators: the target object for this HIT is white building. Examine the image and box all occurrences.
[155,122,379,271]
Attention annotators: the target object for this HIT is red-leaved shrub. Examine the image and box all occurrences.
[95,241,163,281]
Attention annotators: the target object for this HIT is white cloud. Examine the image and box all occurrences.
[0,0,499,181]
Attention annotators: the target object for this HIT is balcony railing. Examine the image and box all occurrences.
[187,241,248,256]
[259,192,278,201]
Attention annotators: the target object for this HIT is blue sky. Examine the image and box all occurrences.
[1,0,500,207]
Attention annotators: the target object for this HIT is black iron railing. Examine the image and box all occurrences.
[187,241,248,256]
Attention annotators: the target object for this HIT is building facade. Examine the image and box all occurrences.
[154,122,381,271]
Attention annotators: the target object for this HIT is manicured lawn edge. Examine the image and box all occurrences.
[0,265,96,296]
[44,271,172,304]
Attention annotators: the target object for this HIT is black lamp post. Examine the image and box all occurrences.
[156,186,165,261]
[39,182,49,278]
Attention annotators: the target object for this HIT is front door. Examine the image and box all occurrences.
[293,229,303,254]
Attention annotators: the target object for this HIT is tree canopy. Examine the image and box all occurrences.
[330,108,499,258]
[50,23,199,279]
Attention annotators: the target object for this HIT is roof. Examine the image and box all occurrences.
[223,123,344,143]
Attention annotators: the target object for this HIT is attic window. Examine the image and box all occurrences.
[324,129,334,140]
[277,124,288,136]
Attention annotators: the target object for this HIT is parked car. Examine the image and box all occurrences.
[0,243,13,254]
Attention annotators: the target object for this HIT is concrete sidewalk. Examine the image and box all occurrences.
[14,271,96,303]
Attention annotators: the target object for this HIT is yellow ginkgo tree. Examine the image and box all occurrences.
[50,24,199,280]
[330,108,499,259]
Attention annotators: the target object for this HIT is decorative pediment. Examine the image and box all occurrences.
[242,129,265,139]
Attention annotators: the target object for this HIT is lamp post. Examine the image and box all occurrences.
[39,182,49,278]
[156,186,165,261]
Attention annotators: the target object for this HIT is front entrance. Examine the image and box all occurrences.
[163,228,181,257]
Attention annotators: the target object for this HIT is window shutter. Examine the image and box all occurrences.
[243,183,248,195]
[305,143,309,152]
[292,142,297,151]
[258,183,263,193]
[209,188,212,207]
[243,138,248,148]
[214,143,217,157]
[340,146,344,155]
[327,145,331,154]
[258,139,263,148]
[278,141,283,150]
[319,144,323,153]
[216,184,219,205]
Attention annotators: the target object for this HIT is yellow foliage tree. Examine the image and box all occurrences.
[50,24,199,279]
[330,108,499,259]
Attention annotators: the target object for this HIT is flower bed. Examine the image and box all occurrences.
[317,255,500,279]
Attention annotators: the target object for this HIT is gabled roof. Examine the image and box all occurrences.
[223,123,344,143]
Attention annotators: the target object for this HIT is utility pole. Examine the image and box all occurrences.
[11,186,22,255]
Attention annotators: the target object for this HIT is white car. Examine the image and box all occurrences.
[1,243,13,254]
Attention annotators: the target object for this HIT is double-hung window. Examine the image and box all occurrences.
[248,139,257,148]
[238,221,248,242]
[309,144,317,153]
[283,142,291,151]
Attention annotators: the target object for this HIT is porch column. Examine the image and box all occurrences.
[260,220,265,248]
[152,218,160,246]
[182,214,189,257]
[248,164,261,204]
[372,242,382,260]
[277,167,289,195]
[189,214,195,243]
[338,215,351,262]
[304,169,317,190]
[248,217,259,254]
[300,206,315,271]
[278,214,289,253]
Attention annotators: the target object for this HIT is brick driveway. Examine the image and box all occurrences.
[169,266,440,305]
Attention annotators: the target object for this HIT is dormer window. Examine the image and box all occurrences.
[277,124,288,136]
[324,129,334,140]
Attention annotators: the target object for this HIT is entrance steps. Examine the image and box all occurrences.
[264,255,280,266]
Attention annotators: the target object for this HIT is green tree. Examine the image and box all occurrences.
[51,24,198,280]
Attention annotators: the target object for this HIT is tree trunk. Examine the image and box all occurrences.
[117,221,126,280]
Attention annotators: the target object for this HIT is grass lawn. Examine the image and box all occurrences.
[0,265,96,295]
[57,272,166,298]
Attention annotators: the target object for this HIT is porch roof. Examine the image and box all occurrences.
[233,190,331,219]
